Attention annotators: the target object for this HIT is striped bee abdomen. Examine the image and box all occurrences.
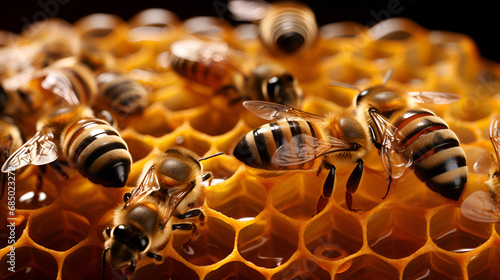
[394,109,467,200]
[233,119,319,170]
[98,72,148,114]
[170,53,232,90]
[63,119,132,188]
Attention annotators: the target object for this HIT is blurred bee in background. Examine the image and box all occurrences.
[0,19,81,80]
[1,105,132,188]
[103,148,223,275]
[233,101,371,212]
[228,0,318,56]
[169,38,303,108]
[2,57,98,117]
[340,72,467,201]
[461,115,500,222]
[0,116,23,198]
[96,71,149,115]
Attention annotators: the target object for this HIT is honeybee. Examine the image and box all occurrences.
[0,116,23,198]
[233,101,371,212]
[461,115,500,222]
[1,105,132,188]
[96,71,149,115]
[102,148,223,275]
[3,57,97,108]
[228,0,317,56]
[351,82,467,201]
[169,38,303,107]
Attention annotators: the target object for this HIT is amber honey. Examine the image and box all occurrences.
[1,8,500,280]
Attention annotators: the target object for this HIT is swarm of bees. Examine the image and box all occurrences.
[1,1,499,279]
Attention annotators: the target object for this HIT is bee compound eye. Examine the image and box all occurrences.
[266,76,280,100]
[132,235,149,252]
[113,225,128,238]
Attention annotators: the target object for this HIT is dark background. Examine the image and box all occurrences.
[1,0,498,62]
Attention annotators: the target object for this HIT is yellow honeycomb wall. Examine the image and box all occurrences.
[1,8,500,280]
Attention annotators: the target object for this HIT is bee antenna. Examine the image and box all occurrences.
[381,69,393,86]
[329,81,361,92]
[199,152,224,162]
[101,247,109,279]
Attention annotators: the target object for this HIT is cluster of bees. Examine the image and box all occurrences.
[1,0,500,277]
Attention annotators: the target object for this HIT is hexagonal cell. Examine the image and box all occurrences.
[134,257,199,280]
[182,16,233,41]
[59,177,123,213]
[158,85,209,111]
[205,171,266,220]
[205,261,266,280]
[158,130,212,158]
[29,210,90,251]
[430,206,491,253]
[271,258,331,280]
[367,206,427,259]
[74,13,130,53]
[402,251,463,280]
[394,171,451,209]
[121,133,154,162]
[189,105,239,136]
[62,245,124,280]
[238,215,299,268]
[200,154,239,182]
[121,105,175,137]
[13,174,57,210]
[334,254,400,280]
[449,97,491,122]
[173,216,235,266]
[467,246,500,280]
[304,208,363,261]
[1,246,58,280]
[127,8,180,45]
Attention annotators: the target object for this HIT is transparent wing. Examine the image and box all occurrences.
[369,110,411,179]
[159,183,196,226]
[407,91,461,104]
[2,66,41,92]
[1,128,58,172]
[489,115,500,168]
[472,148,495,176]
[243,100,325,121]
[41,69,80,105]
[460,191,500,223]
[227,0,271,21]
[125,166,160,207]
[271,134,354,166]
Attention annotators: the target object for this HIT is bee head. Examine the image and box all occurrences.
[265,73,302,108]
[103,224,149,272]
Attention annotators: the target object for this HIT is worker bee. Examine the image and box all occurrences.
[96,71,149,115]
[169,38,303,107]
[233,100,371,212]
[102,148,223,275]
[1,105,132,188]
[0,116,23,198]
[461,115,500,222]
[228,0,317,56]
[2,57,98,108]
[351,81,467,201]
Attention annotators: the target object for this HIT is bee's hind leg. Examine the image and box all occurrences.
[315,162,335,216]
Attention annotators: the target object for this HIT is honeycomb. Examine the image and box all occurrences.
[1,6,500,280]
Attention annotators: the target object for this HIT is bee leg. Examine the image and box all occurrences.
[101,247,109,279]
[177,208,205,224]
[368,126,382,151]
[146,251,163,263]
[346,159,364,212]
[125,257,136,276]
[172,223,198,242]
[315,162,335,215]
[123,192,131,203]
[49,161,69,180]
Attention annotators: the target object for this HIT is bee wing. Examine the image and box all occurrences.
[1,128,58,172]
[460,191,500,223]
[227,0,271,21]
[40,69,80,105]
[472,148,495,176]
[125,166,160,207]
[407,91,461,104]
[489,115,500,167]
[2,66,41,92]
[160,184,196,226]
[271,134,354,166]
[369,110,411,179]
[243,100,324,121]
